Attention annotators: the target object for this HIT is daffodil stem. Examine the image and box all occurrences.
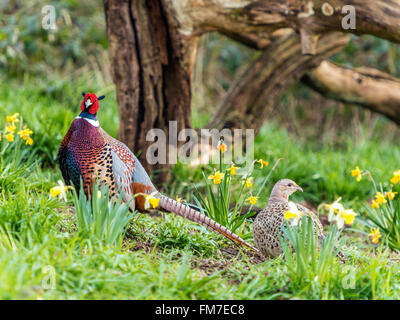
[364,170,378,193]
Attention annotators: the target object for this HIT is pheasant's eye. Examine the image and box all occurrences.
[288,183,293,187]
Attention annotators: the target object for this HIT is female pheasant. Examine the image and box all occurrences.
[253,179,345,259]
[58,92,258,252]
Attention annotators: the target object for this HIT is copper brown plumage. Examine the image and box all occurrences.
[58,92,258,252]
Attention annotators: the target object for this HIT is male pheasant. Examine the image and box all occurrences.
[253,179,344,259]
[58,92,258,252]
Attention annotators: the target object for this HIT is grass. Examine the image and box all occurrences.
[1,76,400,300]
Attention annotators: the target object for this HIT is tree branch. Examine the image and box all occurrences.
[302,61,400,124]
[207,32,350,132]
[165,0,400,53]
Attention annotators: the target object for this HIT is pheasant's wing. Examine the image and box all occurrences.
[58,125,74,185]
[111,149,135,198]
[99,128,157,211]
[112,141,158,211]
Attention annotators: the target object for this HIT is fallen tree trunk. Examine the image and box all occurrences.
[303,61,400,124]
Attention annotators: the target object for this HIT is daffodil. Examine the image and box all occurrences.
[6,113,19,123]
[244,177,253,188]
[386,190,397,200]
[247,196,258,205]
[5,134,14,142]
[284,202,303,226]
[337,209,357,228]
[148,197,160,209]
[26,137,33,145]
[208,171,224,184]
[369,228,381,244]
[5,123,16,134]
[217,140,227,153]
[351,166,362,182]
[257,159,269,168]
[371,200,380,209]
[330,208,357,229]
[50,180,71,201]
[176,197,182,203]
[390,170,400,184]
[226,165,239,175]
[375,192,387,205]
[143,192,160,209]
[326,197,344,222]
[17,128,33,140]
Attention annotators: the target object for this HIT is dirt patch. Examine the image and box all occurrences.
[192,258,231,276]
[124,238,156,254]
[219,246,266,264]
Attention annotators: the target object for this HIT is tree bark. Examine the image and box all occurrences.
[207,32,349,132]
[303,61,400,124]
[104,0,198,183]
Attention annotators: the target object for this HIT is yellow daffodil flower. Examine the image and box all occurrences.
[369,228,381,244]
[5,134,14,142]
[5,123,16,134]
[375,192,387,205]
[217,141,227,153]
[385,190,397,200]
[339,209,356,226]
[226,165,239,175]
[142,192,160,209]
[176,197,182,203]
[6,113,19,123]
[332,208,356,229]
[148,197,160,209]
[244,177,253,188]
[17,128,33,140]
[351,166,362,182]
[257,159,269,169]
[284,202,303,226]
[371,200,380,209]
[247,196,258,205]
[208,171,224,184]
[50,180,71,201]
[390,170,400,184]
[26,137,33,145]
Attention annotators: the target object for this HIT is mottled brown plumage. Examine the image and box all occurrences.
[253,179,331,258]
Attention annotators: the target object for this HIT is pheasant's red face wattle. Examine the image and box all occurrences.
[80,93,101,115]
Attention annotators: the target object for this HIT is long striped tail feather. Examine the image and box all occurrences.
[159,195,259,252]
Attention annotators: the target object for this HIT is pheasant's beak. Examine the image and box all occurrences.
[296,185,303,192]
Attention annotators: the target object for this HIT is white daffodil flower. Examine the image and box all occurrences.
[284,201,303,226]
[143,191,160,209]
[334,209,357,229]
[326,197,344,222]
